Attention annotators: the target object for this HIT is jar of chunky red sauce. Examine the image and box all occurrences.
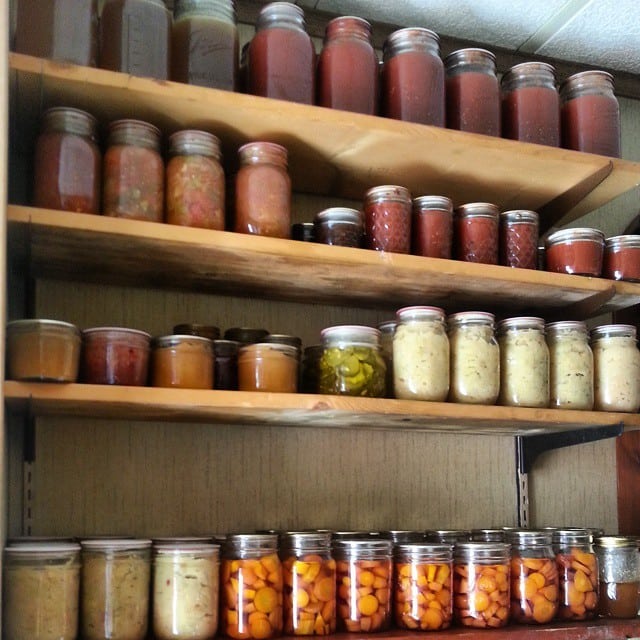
[499,209,539,269]
[560,71,621,158]
[445,48,500,136]
[381,27,444,126]
[545,227,605,276]
[412,195,453,258]
[317,16,378,115]
[501,62,560,147]
[454,203,499,264]
[33,107,101,214]
[166,130,225,229]
[103,119,164,222]
[603,235,640,282]
[235,141,291,238]
[363,185,412,253]
[247,2,315,104]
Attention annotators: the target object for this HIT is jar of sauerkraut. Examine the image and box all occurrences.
[393,306,449,401]
[448,311,499,404]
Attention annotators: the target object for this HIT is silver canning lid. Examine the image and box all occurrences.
[82,327,152,340]
[560,70,614,99]
[152,334,213,348]
[279,531,332,549]
[413,195,453,212]
[7,319,80,335]
[497,316,545,334]
[80,538,152,550]
[546,227,605,247]
[470,529,505,541]
[448,311,495,328]
[504,530,552,546]
[453,542,510,559]
[396,305,446,323]
[257,2,305,29]
[605,235,640,251]
[320,325,380,347]
[552,529,592,545]
[364,185,412,204]
[239,342,299,357]
[379,530,425,543]
[426,529,471,542]
[332,539,392,552]
[168,129,222,159]
[444,48,496,72]
[500,210,539,225]
[108,119,161,150]
[238,141,288,165]
[395,543,451,554]
[174,0,236,22]
[383,27,439,60]
[590,323,637,342]
[594,536,637,549]
[326,15,371,33]
[501,62,556,87]
[41,106,98,140]
[224,533,278,551]
[545,320,588,336]
[315,207,363,226]
[455,202,499,219]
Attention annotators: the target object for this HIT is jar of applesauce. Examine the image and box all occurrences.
[237,342,299,392]
[151,334,214,389]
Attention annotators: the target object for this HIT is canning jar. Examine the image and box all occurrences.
[152,542,220,639]
[499,210,539,269]
[561,70,621,158]
[377,320,396,398]
[220,534,283,640]
[81,327,151,385]
[545,227,605,276]
[80,538,152,640]
[301,344,323,393]
[151,334,214,389]
[382,28,444,126]
[594,536,640,619]
[363,185,412,253]
[591,324,640,412]
[497,317,549,408]
[171,0,238,90]
[445,48,500,136]
[6,319,81,382]
[314,207,363,247]
[448,311,499,405]
[235,141,291,238]
[292,222,315,242]
[166,129,225,229]
[213,339,240,390]
[247,2,315,104]
[501,62,560,147]
[453,542,511,628]
[604,235,640,282]
[506,530,559,625]
[319,325,386,397]
[103,119,164,222]
[454,202,499,264]
[333,538,393,633]
[33,107,101,214]
[317,16,377,115]
[393,306,449,401]
[279,532,336,635]
[546,321,594,410]
[394,543,453,631]
[238,342,299,392]
[3,542,81,640]
[412,195,453,258]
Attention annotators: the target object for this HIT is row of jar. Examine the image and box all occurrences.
[4,530,639,640]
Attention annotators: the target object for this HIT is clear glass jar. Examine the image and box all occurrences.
[393,306,449,401]
[213,339,240,390]
[452,542,511,629]
[545,227,605,276]
[454,202,499,264]
[151,334,214,389]
[499,210,539,270]
[591,324,640,412]
[448,311,499,405]
[238,342,299,393]
[394,543,453,631]
[3,542,81,640]
[604,235,640,282]
[314,207,363,247]
[546,321,594,410]
[498,317,549,408]
[412,195,453,259]
[333,539,393,633]
[363,185,412,254]
[377,320,396,398]
[300,344,323,394]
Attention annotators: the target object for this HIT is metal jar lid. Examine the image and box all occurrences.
[545,227,605,247]
[413,195,453,212]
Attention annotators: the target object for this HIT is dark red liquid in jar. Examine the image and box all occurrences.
[499,210,539,269]
[502,85,560,146]
[446,72,500,136]
[364,185,412,254]
[454,204,499,264]
[412,196,452,258]
[545,229,605,276]
[603,236,640,282]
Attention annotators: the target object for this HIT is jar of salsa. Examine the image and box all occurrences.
[151,334,214,389]
[317,16,378,115]
[382,27,444,126]
[604,235,640,281]
[454,202,499,264]
[213,339,239,390]
[103,119,164,222]
[501,62,560,147]
[412,195,453,258]
[499,209,539,269]
[247,2,315,104]
[545,227,605,276]
[314,207,363,247]
[445,48,500,136]
[235,141,291,238]
[33,107,101,214]
[166,129,225,229]
[237,342,299,392]
[171,0,238,90]
[363,185,412,253]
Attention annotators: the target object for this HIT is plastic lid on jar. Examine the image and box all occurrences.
[224,327,269,344]
[320,325,380,348]
[500,210,539,225]
[383,27,439,60]
[590,323,637,342]
[497,316,546,334]
[173,323,221,340]
[364,184,412,205]
[605,234,640,251]
[314,207,363,226]
[448,311,495,328]
[82,326,152,341]
[455,202,500,219]
[412,195,453,212]
[7,319,80,336]
[545,320,588,336]
[168,129,222,159]
[152,334,213,349]
[80,538,152,550]
[545,227,605,247]
[396,305,446,323]
[444,48,496,73]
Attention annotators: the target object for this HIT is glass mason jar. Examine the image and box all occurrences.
[33,107,101,214]
[444,48,500,136]
[248,2,315,104]
[166,129,225,229]
[382,28,444,126]
[499,210,539,269]
[591,324,640,412]
[220,534,283,640]
[301,344,323,393]
[594,536,640,619]
[452,542,511,629]
[454,202,499,264]
[80,539,152,640]
[377,320,396,398]
[506,530,559,625]
[171,0,238,90]
[317,16,378,115]
[152,542,221,640]
[333,539,393,633]
[238,342,299,393]
[151,334,214,389]
[3,542,81,640]
[498,317,550,408]
[560,70,621,158]
[213,339,240,390]
[314,207,363,247]
[235,141,291,238]
[394,543,453,631]
[363,185,412,254]
[412,195,453,259]
[279,532,336,635]
[552,529,598,621]
[103,119,164,222]
[393,306,449,402]
[545,227,605,276]
[604,235,640,282]
[546,321,594,410]
[501,62,560,147]
[292,222,315,242]
[448,311,499,405]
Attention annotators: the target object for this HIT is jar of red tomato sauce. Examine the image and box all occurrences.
[603,235,640,282]
[545,227,605,276]
[412,195,453,258]
[499,209,539,269]
[454,202,499,264]
[33,107,101,214]
[103,119,164,222]
[235,141,291,238]
[363,185,412,253]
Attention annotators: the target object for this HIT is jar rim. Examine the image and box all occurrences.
[4,542,81,555]
[332,539,392,551]
[239,342,299,357]
[82,327,152,339]
[590,323,636,341]
[80,538,152,550]
[315,207,363,225]
[394,543,452,553]
[364,185,412,203]
[444,48,496,70]
[497,316,545,333]
[396,305,446,321]
[447,311,495,326]
[154,543,220,555]
[501,62,556,84]
[153,334,214,348]
[455,202,500,218]
[412,195,453,212]
[320,325,380,341]
[545,320,588,333]
[605,234,640,250]
[7,319,80,335]
[546,227,605,246]
[594,535,638,548]
[500,210,539,224]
